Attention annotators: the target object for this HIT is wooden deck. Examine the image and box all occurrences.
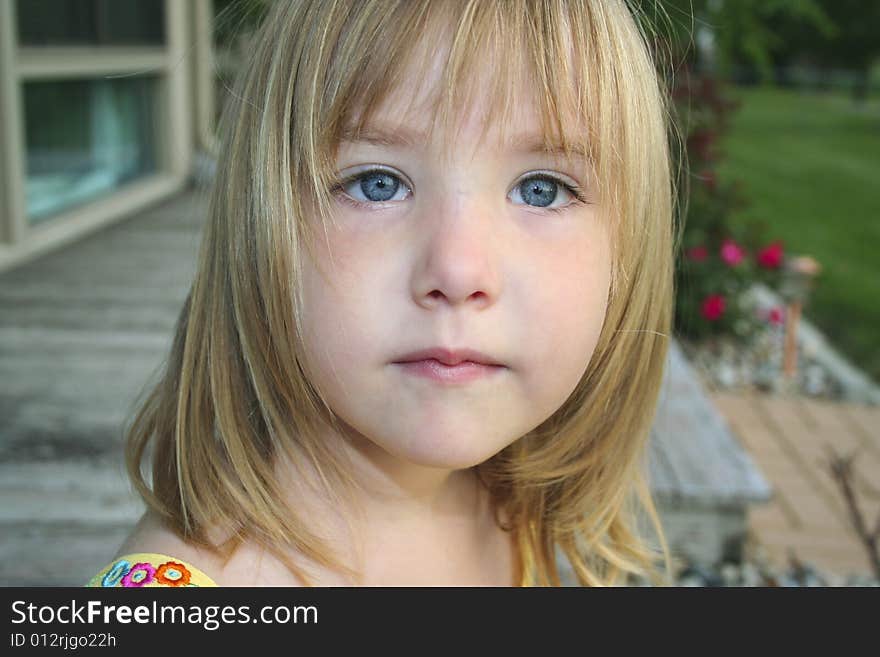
[0,190,203,585]
[709,390,880,577]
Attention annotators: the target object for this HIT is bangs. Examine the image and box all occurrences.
[315,0,596,191]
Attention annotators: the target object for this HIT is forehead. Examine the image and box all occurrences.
[338,14,587,162]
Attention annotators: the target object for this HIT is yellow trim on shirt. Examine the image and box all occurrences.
[85,552,218,587]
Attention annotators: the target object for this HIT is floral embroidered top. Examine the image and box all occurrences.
[85,553,218,588]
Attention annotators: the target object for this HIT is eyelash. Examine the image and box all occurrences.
[330,167,589,214]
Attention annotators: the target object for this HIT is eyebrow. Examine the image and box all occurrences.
[339,123,587,159]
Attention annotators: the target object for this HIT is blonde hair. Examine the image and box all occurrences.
[126,0,679,586]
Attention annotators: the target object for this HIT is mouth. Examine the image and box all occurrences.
[393,358,505,384]
[393,347,504,368]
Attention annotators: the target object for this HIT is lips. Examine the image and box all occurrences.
[395,358,502,384]
[393,347,504,367]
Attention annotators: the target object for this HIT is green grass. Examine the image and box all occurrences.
[717,86,880,384]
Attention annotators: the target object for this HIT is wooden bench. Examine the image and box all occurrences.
[647,340,772,569]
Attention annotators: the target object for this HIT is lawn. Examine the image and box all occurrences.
[717,85,880,384]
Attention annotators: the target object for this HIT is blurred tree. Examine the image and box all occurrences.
[649,0,833,80]
[707,0,832,82]
[655,0,879,100]
[770,0,880,101]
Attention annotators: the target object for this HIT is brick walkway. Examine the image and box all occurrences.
[710,390,880,577]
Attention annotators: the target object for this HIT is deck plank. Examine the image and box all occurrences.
[840,404,880,458]
[710,390,879,577]
[798,399,880,510]
[750,395,848,521]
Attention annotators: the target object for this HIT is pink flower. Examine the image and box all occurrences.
[720,238,745,266]
[701,294,726,321]
[768,307,784,325]
[757,241,784,269]
[687,245,708,262]
[121,562,156,587]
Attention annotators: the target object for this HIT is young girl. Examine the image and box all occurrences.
[87,0,677,587]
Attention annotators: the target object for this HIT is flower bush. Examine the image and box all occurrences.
[678,232,788,342]
[672,68,788,344]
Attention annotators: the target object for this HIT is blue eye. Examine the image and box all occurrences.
[357,171,399,202]
[510,174,582,210]
[518,176,558,208]
[334,168,411,205]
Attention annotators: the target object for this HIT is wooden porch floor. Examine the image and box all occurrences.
[709,390,880,577]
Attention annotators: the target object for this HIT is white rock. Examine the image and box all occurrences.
[677,574,705,587]
[803,364,827,396]
[720,563,740,586]
[716,362,738,387]
[740,562,763,587]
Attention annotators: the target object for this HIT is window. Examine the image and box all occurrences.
[23,76,159,222]
[16,0,165,46]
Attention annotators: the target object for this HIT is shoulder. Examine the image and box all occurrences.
[85,511,306,587]
[84,512,220,587]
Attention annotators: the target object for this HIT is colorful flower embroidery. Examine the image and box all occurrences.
[88,554,215,587]
[101,559,131,587]
[121,562,156,587]
[155,561,192,587]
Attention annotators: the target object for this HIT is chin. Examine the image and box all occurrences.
[384,429,512,471]
[398,448,490,471]
[339,411,519,471]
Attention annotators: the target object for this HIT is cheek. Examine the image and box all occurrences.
[299,235,372,375]
[522,233,611,390]
[299,224,398,386]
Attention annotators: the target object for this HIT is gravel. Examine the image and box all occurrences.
[626,538,879,586]
[679,323,849,401]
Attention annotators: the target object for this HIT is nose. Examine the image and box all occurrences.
[410,192,502,311]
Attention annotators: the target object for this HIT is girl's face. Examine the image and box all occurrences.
[299,53,612,471]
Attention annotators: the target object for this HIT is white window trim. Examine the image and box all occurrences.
[17,47,170,79]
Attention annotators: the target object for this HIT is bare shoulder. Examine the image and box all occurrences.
[116,511,305,587]
[114,511,223,577]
